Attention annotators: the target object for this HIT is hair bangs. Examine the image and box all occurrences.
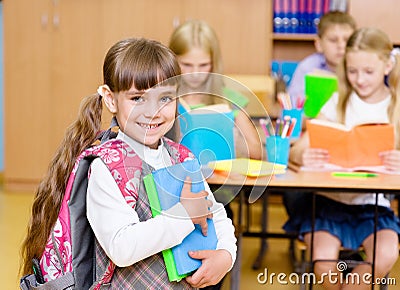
[115,39,180,92]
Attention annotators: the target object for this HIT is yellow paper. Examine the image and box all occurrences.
[208,158,286,176]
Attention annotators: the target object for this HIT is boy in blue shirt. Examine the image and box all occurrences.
[287,11,356,99]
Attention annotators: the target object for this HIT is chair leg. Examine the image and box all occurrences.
[293,240,310,290]
[379,273,389,290]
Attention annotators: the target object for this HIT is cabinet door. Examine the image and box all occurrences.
[101,0,183,49]
[4,0,104,188]
[182,0,271,74]
[4,0,52,185]
[349,0,400,44]
[101,0,271,74]
[50,0,104,147]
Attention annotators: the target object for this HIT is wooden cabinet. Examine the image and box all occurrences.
[4,0,104,189]
[100,0,271,74]
[4,0,272,190]
[180,0,271,74]
[349,0,400,44]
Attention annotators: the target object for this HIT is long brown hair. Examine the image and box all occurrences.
[336,27,400,148]
[20,38,181,276]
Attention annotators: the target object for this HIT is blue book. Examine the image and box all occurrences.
[143,159,218,278]
[178,104,235,165]
[288,0,300,33]
[311,0,323,34]
[298,0,307,33]
[281,0,291,33]
[273,0,284,33]
[305,0,314,34]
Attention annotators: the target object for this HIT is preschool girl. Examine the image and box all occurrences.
[21,38,236,289]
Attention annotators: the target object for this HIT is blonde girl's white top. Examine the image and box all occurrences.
[320,91,390,129]
[318,91,391,206]
[86,131,237,268]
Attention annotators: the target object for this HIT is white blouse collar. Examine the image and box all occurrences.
[116,131,163,157]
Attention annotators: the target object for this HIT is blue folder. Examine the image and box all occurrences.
[178,106,235,165]
[144,159,218,276]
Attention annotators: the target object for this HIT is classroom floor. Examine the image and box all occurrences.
[2,188,400,289]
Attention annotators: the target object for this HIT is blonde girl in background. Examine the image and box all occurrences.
[169,19,263,160]
[20,38,236,289]
[288,27,400,289]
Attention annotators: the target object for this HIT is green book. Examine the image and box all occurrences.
[143,174,188,282]
[304,73,337,118]
[223,86,249,108]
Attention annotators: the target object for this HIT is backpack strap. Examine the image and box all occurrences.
[20,272,75,290]
[97,117,119,144]
[69,155,100,288]
[164,137,194,163]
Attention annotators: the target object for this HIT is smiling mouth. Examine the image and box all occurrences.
[138,123,160,129]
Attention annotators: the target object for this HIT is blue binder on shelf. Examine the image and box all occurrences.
[273,0,284,33]
[178,103,235,165]
[143,159,218,278]
[288,0,299,33]
[311,0,324,34]
[298,0,308,33]
[281,0,291,33]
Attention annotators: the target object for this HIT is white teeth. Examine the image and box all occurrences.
[140,123,158,129]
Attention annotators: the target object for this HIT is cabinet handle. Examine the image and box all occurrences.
[41,14,48,28]
[173,17,180,28]
[53,14,60,28]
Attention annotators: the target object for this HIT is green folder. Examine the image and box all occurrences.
[222,87,249,108]
[143,174,188,282]
[304,74,337,118]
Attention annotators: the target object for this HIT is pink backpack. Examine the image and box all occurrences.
[20,136,193,290]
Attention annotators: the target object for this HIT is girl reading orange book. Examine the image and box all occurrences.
[287,28,400,289]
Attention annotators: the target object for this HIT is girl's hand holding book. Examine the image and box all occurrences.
[302,148,330,167]
[380,149,400,172]
[180,177,213,236]
[185,249,231,288]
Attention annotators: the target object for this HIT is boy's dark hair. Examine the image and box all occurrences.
[318,11,356,37]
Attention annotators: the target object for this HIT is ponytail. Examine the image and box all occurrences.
[20,93,103,276]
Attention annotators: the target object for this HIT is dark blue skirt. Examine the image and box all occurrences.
[283,194,400,250]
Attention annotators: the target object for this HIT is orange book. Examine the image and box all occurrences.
[307,119,394,168]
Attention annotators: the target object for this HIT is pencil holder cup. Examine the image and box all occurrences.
[281,108,303,139]
[266,136,290,167]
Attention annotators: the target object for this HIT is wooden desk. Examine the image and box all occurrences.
[207,170,400,290]
[208,170,400,193]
